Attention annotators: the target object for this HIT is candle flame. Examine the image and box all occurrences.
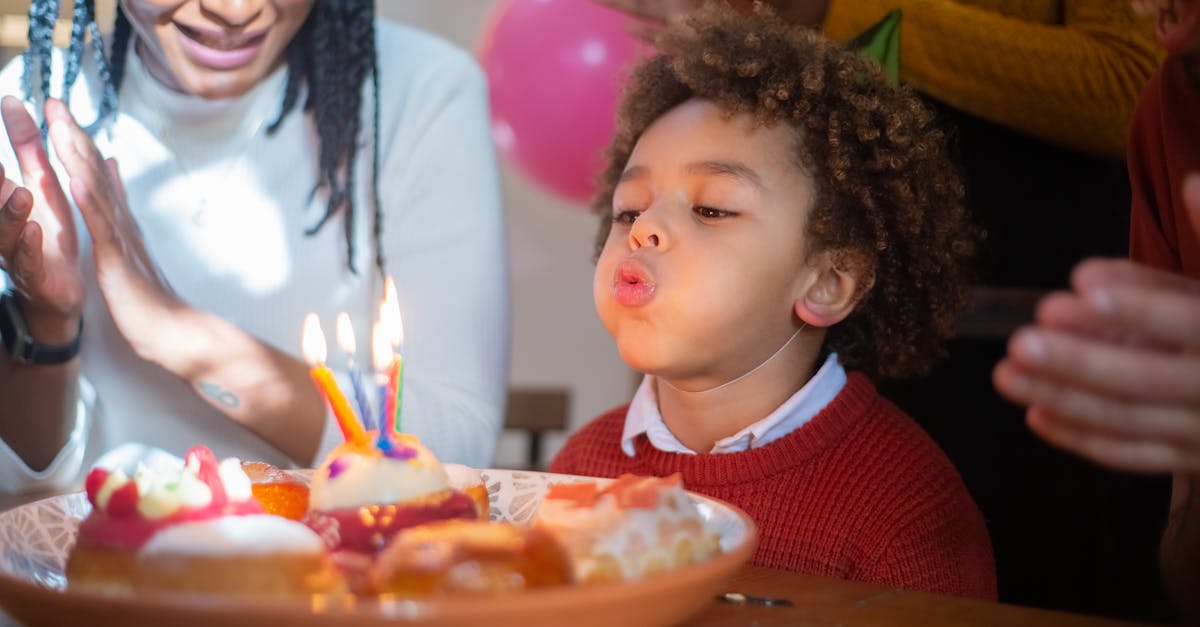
[381,277,404,348]
[336,312,357,355]
[301,313,327,365]
[372,321,393,372]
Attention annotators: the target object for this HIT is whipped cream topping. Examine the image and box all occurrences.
[308,433,450,511]
[534,474,718,581]
[140,514,326,556]
[86,446,257,521]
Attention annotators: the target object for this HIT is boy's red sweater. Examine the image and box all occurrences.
[549,372,997,600]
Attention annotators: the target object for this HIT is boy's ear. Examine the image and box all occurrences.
[793,249,873,327]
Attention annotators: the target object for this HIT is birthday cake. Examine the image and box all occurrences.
[56,303,733,601]
[66,446,341,598]
[303,431,481,557]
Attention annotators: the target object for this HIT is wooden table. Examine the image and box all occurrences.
[0,559,1161,627]
[687,565,1158,627]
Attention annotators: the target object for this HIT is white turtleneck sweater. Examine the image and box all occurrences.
[0,20,509,493]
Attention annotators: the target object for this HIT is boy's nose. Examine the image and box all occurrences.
[629,214,667,250]
[198,0,266,27]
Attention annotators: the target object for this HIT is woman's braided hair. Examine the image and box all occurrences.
[593,1,980,380]
[22,0,382,275]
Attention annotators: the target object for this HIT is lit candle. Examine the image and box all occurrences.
[372,320,398,435]
[336,312,374,431]
[380,278,405,435]
[302,313,367,444]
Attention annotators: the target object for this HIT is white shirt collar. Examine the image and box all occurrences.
[620,352,847,456]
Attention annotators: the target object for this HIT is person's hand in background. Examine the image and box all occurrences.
[994,174,1200,475]
[994,255,1200,474]
[593,0,829,40]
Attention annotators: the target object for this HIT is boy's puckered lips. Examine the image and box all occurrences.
[613,259,656,307]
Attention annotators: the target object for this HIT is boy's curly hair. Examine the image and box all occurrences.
[591,1,979,380]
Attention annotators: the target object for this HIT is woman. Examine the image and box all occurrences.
[0,0,509,493]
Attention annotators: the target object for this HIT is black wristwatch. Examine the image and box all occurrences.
[0,291,83,365]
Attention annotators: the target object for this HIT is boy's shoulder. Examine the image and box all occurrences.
[837,384,963,484]
[820,379,979,524]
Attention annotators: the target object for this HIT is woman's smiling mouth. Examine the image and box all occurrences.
[175,23,268,70]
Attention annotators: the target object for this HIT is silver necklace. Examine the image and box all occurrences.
[154,111,270,227]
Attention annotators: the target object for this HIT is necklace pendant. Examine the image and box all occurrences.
[192,197,209,227]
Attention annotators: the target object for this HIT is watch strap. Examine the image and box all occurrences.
[0,291,83,365]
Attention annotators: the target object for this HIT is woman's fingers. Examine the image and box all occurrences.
[0,97,69,212]
[0,185,33,265]
[47,109,119,250]
[1,97,48,175]
[11,219,45,292]
[1026,405,1200,475]
[1004,327,1200,404]
[1033,291,1120,340]
[105,158,127,201]
[1072,257,1200,296]
[1078,282,1200,352]
[1000,360,1200,442]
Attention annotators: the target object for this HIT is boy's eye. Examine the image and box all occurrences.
[694,206,732,219]
[612,210,640,225]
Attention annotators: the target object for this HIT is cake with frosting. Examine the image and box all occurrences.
[367,519,574,596]
[303,431,481,556]
[66,446,341,598]
[532,474,721,583]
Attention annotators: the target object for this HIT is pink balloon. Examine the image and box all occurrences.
[479,0,647,204]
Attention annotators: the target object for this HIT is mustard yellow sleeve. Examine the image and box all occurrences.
[821,0,1165,158]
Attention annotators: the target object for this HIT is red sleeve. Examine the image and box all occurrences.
[1127,66,1183,272]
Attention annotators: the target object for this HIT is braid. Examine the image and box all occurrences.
[271,0,378,275]
[83,2,119,134]
[108,7,132,95]
[370,49,383,275]
[22,0,58,116]
[22,0,120,135]
[61,0,89,103]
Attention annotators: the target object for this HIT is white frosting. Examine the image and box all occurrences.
[308,441,450,511]
[535,481,718,581]
[140,515,325,556]
[134,463,213,519]
[443,463,484,491]
[94,453,255,520]
[216,457,253,502]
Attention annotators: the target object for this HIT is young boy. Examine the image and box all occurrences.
[549,2,996,599]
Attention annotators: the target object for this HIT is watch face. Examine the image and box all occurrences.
[0,292,82,366]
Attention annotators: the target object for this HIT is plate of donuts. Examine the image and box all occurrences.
[0,466,756,627]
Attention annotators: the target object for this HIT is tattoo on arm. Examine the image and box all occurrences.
[198,381,240,409]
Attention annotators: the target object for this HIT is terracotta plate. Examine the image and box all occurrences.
[0,469,757,627]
